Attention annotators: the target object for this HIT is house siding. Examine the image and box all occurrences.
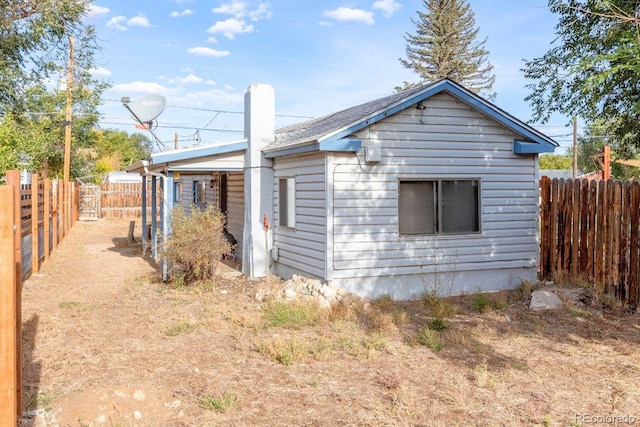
[226,171,244,258]
[273,153,326,279]
[174,174,212,216]
[328,92,538,298]
[171,173,243,259]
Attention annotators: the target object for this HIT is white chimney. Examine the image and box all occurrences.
[242,84,275,278]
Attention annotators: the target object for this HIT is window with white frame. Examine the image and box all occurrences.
[193,180,206,204]
[174,181,183,203]
[279,177,296,228]
[398,179,480,235]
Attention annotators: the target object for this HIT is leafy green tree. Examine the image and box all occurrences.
[539,153,572,170]
[399,0,495,97]
[576,120,640,179]
[0,0,98,113]
[0,0,109,180]
[95,130,153,171]
[523,0,640,153]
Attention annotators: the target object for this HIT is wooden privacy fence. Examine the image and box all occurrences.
[540,176,639,307]
[1,170,78,425]
[90,182,160,219]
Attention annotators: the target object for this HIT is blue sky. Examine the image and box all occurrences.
[84,0,573,152]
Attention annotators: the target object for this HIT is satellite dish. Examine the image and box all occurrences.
[127,95,166,123]
[121,94,169,151]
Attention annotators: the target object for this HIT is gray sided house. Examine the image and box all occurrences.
[127,79,557,299]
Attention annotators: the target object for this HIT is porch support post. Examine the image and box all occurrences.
[162,172,173,281]
[141,175,147,253]
[151,175,158,261]
[242,84,275,278]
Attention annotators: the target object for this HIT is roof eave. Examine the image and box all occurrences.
[313,78,558,152]
[264,137,362,159]
[152,140,248,163]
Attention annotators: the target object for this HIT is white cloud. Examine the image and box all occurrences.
[322,7,374,25]
[90,67,112,76]
[112,81,173,94]
[107,14,153,30]
[212,0,247,17]
[249,3,272,21]
[128,15,152,28]
[223,84,235,91]
[372,0,401,17]
[169,9,194,17]
[207,18,254,39]
[318,21,332,27]
[86,5,110,18]
[170,88,243,108]
[178,74,203,84]
[212,1,271,21]
[206,80,217,86]
[207,36,219,43]
[106,16,127,31]
[187,47,231,57]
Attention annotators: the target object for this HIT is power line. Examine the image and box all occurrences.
[101,98,313,119]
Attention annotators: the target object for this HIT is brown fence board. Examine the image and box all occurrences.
[540,177,640,308]
[97,182,160,219]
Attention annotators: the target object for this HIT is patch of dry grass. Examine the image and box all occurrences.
[21,218,640,427]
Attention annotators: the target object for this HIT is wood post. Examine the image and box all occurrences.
[59,180,65,239]
[43,179,50,262]
[52,180,58,251]
[603,145,611,180]
[0,185,17,427]
[31,174,39,275]
[4,170,22,415]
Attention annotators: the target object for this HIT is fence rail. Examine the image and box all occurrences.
[1,170,78,425]
[97,182,159,219]
[540,176,640,307]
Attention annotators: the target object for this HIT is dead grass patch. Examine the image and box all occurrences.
[263,299,326,329]
[20,219,640,427]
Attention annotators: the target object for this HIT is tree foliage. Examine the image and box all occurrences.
[399,0,495,97]
[0,0,130,180]
[89,130,153,181]
[577,120,640,179]
[0,0,98,114]
[539,153,572,170]
[523,0,640,153]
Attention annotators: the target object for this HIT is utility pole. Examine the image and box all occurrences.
[63,35,74,184]
[174,132,178,150]
[572,116,578,179]
[63,36,75,232]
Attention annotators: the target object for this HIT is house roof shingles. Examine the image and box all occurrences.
[270,83,429,151]
[268,79,557,154]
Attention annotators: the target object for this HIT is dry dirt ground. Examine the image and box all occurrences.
[20,219,640,427]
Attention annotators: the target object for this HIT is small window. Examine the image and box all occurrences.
[279,177,296,228]
[399,179,480,235]
[193,181,205,204]
[174,181,183,203]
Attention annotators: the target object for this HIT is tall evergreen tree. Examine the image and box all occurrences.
[399,0,495,97]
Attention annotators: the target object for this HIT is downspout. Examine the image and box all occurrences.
[142,161,170,281]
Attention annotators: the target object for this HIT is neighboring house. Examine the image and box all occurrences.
[126,79,558,299]
[539,170,577,180]
[103,171,143,184]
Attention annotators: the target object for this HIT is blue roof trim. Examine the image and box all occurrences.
[264,143,319,159]
[514,140,556,154]
[318,137,361,152]
[152,141,247,164]
[264,137,361,158]
[317,79,557,153]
